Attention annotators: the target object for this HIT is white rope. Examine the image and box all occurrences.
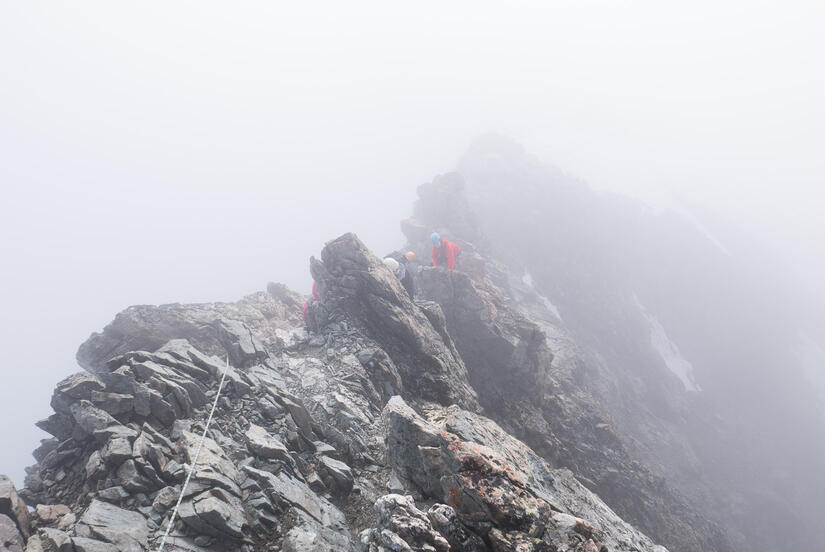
[156,354,232,552]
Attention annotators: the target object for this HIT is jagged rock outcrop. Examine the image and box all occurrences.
[310,232,478,410]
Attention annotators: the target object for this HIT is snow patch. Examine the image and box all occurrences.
[672,205,730,256]
[635,298,701,392]
[522,271,562,320]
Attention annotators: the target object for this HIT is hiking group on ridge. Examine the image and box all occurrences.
[305,230,461,329]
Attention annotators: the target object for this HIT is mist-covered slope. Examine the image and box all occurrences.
[3,138,821,552]
[419,135,825,551]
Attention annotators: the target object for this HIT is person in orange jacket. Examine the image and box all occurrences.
[430,232,461,270]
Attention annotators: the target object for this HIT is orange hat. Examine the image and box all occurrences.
[405,251,415,261]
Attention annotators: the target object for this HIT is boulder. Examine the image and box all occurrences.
[381,397,447,497]
[0,476,29,538]
[38,529,73,552]
[70,539,118,552]
[68,402,121,440]
[151,486,179,514]
[245,424,291,462]
[84,452,106,482]
[78,500,148,552]
[89,392,134,417]
[116,460,154,494]
[360,494,450,552]
[178,488,245,539]
[95,488,129,504]
[35,414,74,441]
[280,396,315,441]
[34,505,70,525]
[40,440,81,470]
[0,514,24,552]
[32,439,60,465]
[100,438,132,466]
[51,373,105,413]
[178,432,240,496]
[317,456,353,494]
[23,535,44,552]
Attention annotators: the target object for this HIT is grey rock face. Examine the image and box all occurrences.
[381,396,666,552]
[426,504,486,552]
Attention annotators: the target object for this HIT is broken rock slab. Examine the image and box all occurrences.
[100,438,132,467]
[178,487,245,540]
[242,466,346,530]
[178,431,241,497]
[244,424,291,463]
[51,373,105,414]
[78,500,148,552]
[68,402,127,441]
[317,456,353,495]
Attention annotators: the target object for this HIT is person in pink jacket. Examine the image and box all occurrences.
[302,281,319,323]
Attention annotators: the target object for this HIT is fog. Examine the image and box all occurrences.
[1,0,823,490]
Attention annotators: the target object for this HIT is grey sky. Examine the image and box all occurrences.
[1,1,823,484]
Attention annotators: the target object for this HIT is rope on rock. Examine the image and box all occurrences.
[156,354,232,552]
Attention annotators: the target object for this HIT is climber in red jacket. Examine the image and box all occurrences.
[302,281,319,324]
[430,232,461,270]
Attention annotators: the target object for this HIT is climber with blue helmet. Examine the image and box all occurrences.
[430,232,461,270]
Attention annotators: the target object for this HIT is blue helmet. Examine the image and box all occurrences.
[430,232,441,244]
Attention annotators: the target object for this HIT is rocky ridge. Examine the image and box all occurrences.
[1,223,676,552]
